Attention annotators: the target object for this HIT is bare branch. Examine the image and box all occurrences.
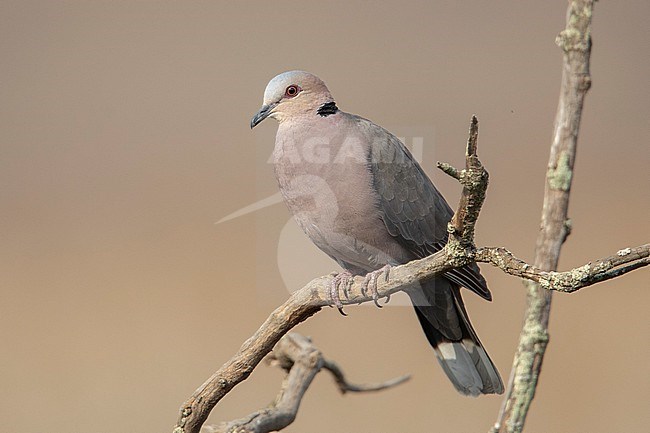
[493,2,595,432]
[173,248,452,433]
[203,333,408,433]
[476,245,650,293]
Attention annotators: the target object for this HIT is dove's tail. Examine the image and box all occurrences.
[408,278,504,396]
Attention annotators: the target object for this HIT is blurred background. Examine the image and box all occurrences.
[1,1,648,432]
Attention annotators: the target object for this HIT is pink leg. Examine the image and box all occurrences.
[328,270,354,315]
[361,265,392,308]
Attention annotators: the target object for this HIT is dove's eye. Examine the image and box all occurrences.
[285,85,301,98]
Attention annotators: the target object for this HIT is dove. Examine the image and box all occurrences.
[251,70,503,396]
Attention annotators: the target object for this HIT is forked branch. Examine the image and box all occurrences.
[203,333,409,433]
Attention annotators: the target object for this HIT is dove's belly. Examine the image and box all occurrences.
[273,122,412,273]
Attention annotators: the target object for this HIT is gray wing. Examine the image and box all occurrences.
[357,115,492,301]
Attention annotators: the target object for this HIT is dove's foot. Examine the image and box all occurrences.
[328,271,354,315]
[362,265,392,308]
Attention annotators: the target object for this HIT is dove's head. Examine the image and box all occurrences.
[251,71,335,128]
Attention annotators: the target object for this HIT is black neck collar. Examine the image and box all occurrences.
[317,101,338,117]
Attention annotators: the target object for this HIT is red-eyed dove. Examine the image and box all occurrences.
[251,71,503,396]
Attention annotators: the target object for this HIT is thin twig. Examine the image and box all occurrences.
[322,359,411,394]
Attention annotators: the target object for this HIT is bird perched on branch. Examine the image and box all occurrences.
[251,70,503,396]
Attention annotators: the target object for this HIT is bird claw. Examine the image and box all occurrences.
[328,271,354,315]
[362,265,392,308]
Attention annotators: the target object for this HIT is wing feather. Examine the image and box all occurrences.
[357,115,491,301]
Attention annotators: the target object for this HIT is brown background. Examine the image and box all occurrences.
[1,1,648,432]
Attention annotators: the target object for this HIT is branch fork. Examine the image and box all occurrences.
[437,115,488,266]
[201,333,409,433]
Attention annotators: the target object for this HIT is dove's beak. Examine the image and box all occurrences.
[250,102,277,129]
